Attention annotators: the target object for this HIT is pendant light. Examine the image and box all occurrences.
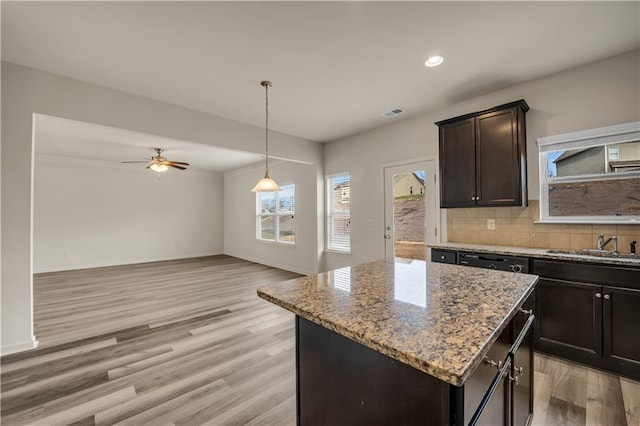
[252,81,281,192]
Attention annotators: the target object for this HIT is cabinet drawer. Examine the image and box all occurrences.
[431,249,457,264]
[463,325,511,422]
[533,259,640,290]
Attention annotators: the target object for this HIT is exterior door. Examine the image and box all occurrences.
[383,160,438,259]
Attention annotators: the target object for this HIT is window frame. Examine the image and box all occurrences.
[536,121,640,224]
[326,172,351,254]
[255,182,296,245]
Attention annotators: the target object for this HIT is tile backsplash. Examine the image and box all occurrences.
[446,200,640,254]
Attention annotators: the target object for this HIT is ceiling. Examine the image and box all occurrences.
[34,114,264,173]
[2,2,639,143]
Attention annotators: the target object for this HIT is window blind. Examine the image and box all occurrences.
[327,173,351,252]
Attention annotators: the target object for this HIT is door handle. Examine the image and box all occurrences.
[384,234,391,239]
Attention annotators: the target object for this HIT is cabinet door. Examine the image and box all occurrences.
[439,118,476,208]
[475,376,509,426]
[475,108,521,206]
[535,278,602,361]
[511,309,534,426]
[603,286,640,378]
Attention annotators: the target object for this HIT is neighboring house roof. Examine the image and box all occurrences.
[412,172,425,185]
[553,147,594,163]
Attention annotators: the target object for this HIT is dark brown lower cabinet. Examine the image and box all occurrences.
[535,278,602,360]
[297,301,535,426]
[533,259,640,380]
[604,286,640,371]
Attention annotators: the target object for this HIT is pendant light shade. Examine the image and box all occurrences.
[252,81,281,192]
[251,176,281,192]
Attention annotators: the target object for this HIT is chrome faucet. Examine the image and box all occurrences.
[596,234,618,252]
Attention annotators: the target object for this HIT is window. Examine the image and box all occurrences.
[537,121,640,223]
[327,173,351,252]
[256,183,295,244]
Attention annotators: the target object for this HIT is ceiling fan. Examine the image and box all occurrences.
[122,148,190,172]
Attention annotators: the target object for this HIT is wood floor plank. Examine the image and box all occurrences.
[546,396,587,426]
[585,368,628,426]
[541,353,588,409]
[93,349,268,425]
[532,370,553,426]
[20,386,137,426]
[111,379,229,426]
[620,376,640,426]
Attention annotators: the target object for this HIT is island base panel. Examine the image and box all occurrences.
[296,316,452,425]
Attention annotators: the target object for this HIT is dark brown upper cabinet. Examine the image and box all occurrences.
[436,100,529,208]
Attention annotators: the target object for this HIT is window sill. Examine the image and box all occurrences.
[325,249,351,255]
[255,239,296,248]
[536,219,640,225]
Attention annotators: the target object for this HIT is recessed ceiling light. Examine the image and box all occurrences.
[425,55,444,67]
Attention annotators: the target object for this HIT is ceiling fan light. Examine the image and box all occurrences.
[150,163,168,173]
[252,175,281,192]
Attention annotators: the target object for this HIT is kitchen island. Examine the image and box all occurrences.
[258,258,539,425]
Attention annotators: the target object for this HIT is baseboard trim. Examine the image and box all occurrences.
[1,335,39,356]
[225,252,313,276]
[33,253,224,274]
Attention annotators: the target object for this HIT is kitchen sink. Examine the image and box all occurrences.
[546,249,637,259]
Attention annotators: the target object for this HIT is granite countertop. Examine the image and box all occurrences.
[257,257,538,387]
[429,243,640,267]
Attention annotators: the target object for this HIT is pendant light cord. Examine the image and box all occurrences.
[262,81,272,178]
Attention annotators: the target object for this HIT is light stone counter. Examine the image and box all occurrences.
[429,242,640,267]
[257,257,538,386]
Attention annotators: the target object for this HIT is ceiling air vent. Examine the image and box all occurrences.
[382,108,406,118]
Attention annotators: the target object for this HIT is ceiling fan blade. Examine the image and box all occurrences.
[167,163,187,170]
[145,164,152,169]
[167,161,190,166]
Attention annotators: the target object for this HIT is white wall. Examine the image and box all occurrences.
[33,157,223,273]
[324,50,640,271]
[1,61,322,354]
[224,160,321,275]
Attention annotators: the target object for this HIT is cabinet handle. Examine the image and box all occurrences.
[484,357,502,370]
[509,374,520,386]
[595,293,602,298]
[519,308,533,316]
[604,294,611,300]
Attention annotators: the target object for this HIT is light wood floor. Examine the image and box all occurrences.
[1,255,639,425]
[533,353,640,426]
